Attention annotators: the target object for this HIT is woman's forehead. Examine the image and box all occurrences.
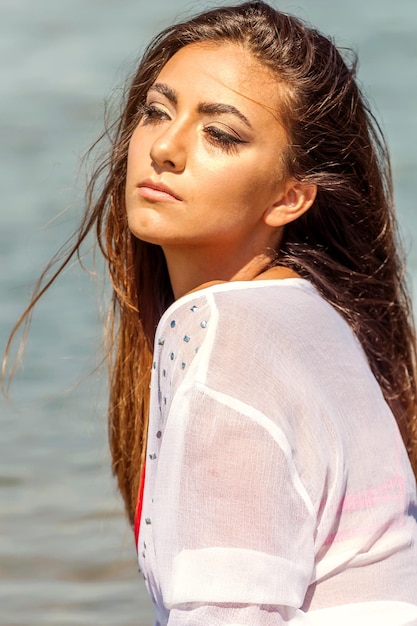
[153,42,285,125]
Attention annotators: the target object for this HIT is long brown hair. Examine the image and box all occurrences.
[4,1,417,524]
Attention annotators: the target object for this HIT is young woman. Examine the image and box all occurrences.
[5,1,417,624]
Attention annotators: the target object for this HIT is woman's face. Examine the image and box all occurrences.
[125,42,290,261]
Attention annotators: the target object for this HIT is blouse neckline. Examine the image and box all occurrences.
[158,277,314,330]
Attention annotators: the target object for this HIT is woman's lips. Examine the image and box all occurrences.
[138,180,182,202]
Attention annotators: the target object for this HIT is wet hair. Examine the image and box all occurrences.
[5,1,417,524]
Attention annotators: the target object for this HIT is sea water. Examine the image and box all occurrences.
[1,0,416,624]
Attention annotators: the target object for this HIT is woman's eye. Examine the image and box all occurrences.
[204,126,246,154]
[138,103,170,125]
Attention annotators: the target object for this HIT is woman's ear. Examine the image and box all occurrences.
[263,181,317,228]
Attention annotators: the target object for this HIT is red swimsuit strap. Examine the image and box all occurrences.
[134,463,146,549]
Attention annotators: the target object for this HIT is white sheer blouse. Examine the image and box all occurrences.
[137,279,417,625]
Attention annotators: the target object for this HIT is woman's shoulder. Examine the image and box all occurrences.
[156,277,351,364]
[158,278,321,328]
[182,277,338,337]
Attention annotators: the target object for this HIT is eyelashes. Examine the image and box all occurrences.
[202,125,245,154]
[137,103,169,125]
[137,103,247,154]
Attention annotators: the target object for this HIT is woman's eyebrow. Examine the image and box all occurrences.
[198,102,253,130]
[148,82,178,104]
[147,83,253,130]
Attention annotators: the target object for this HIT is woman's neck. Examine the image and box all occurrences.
[163,247,299,299]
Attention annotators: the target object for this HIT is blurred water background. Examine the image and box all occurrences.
[0,0,416,624]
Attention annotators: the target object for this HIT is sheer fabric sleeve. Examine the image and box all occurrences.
[151,382,317,625]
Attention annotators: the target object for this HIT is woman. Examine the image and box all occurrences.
[5,1,417,624]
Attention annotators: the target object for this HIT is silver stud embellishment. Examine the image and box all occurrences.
[183,335,190,342]
[149,453,157,460]
[162,369,166,377]
[170,320,176,328]
[145,518,152,525]
[200,321,208,328]
[158,337,165,345]
[170,352,175,360]
[190,305,198,312]
[181,362,186,370]
[156,431,162,438]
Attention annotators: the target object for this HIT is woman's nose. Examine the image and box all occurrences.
[149,123,186,172]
